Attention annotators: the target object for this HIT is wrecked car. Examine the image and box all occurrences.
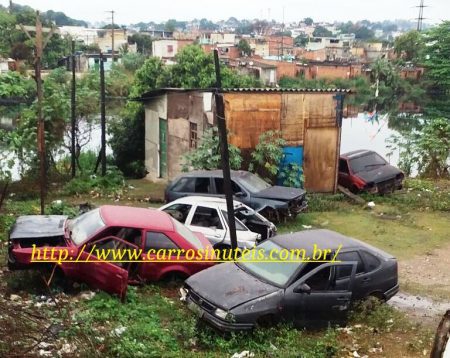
[159,196,277,249]
[8,205,215,299]
[339,150,404,194]
[164,170,307,221]
[182,229,399,331]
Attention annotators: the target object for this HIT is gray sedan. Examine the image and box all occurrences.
[182,229,399,331]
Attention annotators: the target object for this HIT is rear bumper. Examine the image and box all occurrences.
[384,283,400,301]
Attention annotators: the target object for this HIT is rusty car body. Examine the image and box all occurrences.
[338,150,404,194]
[8,205,214,298]
[182,229,399,331]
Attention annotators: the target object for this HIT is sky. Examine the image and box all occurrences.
[5,0,449,25]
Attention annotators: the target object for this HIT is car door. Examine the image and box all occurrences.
[334,250,368,300]
[282,262,357,327]
[213,177,250,206]
[338,159,352,188]
[187,205,226,246]
[76,236,131,300]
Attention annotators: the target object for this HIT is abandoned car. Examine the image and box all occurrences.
[339,150,404,194]
[8,205,215,298]
[182,229,399,331]
[159,196,277,249]
[164,170,307,221]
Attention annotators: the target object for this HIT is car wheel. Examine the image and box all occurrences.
[431,310,450,358]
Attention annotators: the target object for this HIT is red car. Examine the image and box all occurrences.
[338,150,404,194]
[8,205,215,299]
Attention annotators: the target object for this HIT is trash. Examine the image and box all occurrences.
[231,351,255,358]
[52,200,62,205]
[59,342,75,355]
[113,325,127,336]
[80,291,96,300]
[352,351,360,357]
[38,349,52,357]
[9,294,21,301]
[367,201,376,208]
[179,288,187,302]
[302,225,312,229]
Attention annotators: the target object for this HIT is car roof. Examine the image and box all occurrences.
[173,170,252,180]
[168,196,246,209]
[99,205,174,231]
[271,229,394,258]
[340,149,375,159]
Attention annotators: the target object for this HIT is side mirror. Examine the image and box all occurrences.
[293,283,311,294]
[235,192,245,198]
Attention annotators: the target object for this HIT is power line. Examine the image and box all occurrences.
[416,0,427,31]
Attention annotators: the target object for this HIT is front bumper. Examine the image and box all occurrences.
[186,296,253,332]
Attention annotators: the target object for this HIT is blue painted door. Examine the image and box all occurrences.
[277,146,304,186]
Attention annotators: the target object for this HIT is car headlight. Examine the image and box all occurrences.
[214,308,234,321]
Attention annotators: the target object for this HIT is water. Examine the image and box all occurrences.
[341,113,400,166]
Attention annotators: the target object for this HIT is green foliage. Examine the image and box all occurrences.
[63,166,125,196]
[181,127,242,171]
[394,30,424,63]
[279,163,304,188]
[307,193,346,212]
[128,33,152,55]
[249,131,286,182]
[121,52,147,73]
[338,21,375,40]
[237,38,252,56]
[313,26,333,37]
[304,17,314,26]
[387,117,450,178]
[294,34,309,47]
[46,200,78,217]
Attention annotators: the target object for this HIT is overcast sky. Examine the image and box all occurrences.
[6,0,449,25]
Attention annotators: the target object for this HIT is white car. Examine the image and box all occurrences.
[158,196,277,249]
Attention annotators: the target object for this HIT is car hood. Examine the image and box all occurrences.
[9,215,68,240]
[252,186,306,201]
[186,262,278,310]
[355,165,402,184]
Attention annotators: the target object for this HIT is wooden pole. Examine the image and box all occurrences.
[213,49,238,253]
[35,12,45,215]
[100,52,106,176]
[71,40,76,178]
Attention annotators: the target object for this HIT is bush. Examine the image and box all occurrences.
[63,166,125,195]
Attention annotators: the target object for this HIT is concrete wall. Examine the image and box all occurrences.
[144,95,167,180]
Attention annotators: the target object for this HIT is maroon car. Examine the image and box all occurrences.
[8,205,215,299]
[339,150,404,194]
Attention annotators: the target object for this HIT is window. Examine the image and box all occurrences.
[360,251,381,272]
[336,251,364,279]
[191,206,223,229]
[115,227,142,246]
[194,178,210,193]
[215,178,243,195]
[171,217,204,249]
[145,232,178,251]
[305,266,333,291]
[339,159,349,174]
[349,153,386,173]
[172,177,196,192]
[167,45,173,53]
[189,122,198,149]
[221,210,247,231]
[69,208,106,245]
[162,204,192,224]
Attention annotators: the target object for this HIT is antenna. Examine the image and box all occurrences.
[106,10,115,60]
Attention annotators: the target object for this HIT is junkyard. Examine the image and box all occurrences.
[1,1,450,357]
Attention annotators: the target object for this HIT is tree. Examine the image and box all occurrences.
[128,33,152,55]
[313,26,333,37]
[394,30,424,63]
[237,39,252,56]
[181,127,242,171]
[304,17,313,26]
[294,34,308,47]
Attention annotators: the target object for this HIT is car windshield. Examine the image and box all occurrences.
[237,241,299,286]
[238,172,271,193]
[68,208,106,245]
[171,217,204,249]
[349,153,386,173]
[221,210,248,231]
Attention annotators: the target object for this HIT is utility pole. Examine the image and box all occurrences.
[100,52,106,176]
[71,40,76,178]
[281,6,285,60]
[416,0,426,31]
[107,10,115,61]
[213,50,238,254]
[18,12,56,214]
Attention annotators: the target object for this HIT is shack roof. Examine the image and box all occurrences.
[135,87,351,101]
